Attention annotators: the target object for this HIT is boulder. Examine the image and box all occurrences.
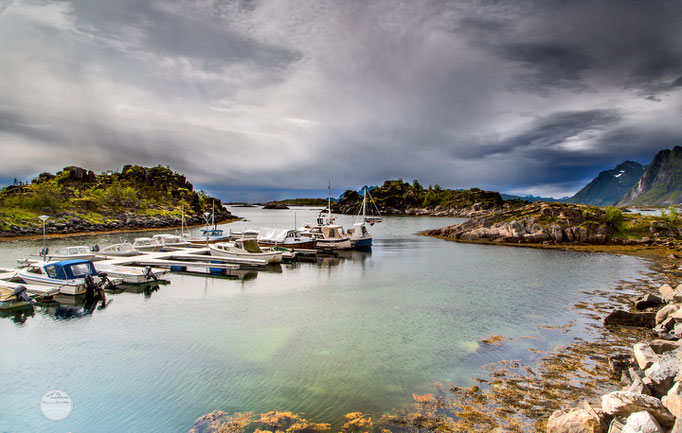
[601,391,675,426]
[650,339,682,354]
[671,308,682,321]
[604,310,656,328]
[621,410,664,433]
[661,316,677,331]
[633,343,659,370]
[660,284,675,303]
[674,288,682,303]
[547,401,606,433]
[609,354,632,378]
[644,349,682,396]
[635,294,663,310]
[662,381,682,417]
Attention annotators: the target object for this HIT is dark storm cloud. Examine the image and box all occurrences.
[1,0,682,199]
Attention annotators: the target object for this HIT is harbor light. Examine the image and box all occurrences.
[38,215,49,261]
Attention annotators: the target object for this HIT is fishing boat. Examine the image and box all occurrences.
[209,239,283,264]
[132,237,163,252]
[32,245,97,261]
[313,225,352,250]
[15,259,118,295]
[152,234,192,249]
[256,228,316,250]
[99,242,139,257]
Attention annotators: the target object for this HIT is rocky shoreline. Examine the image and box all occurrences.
[0,214,239,239]
[547,276,682,433]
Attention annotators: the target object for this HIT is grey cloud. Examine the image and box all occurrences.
[1,0,682,199]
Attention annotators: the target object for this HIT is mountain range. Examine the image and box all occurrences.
[505,146,682,207]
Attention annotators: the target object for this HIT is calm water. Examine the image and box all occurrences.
[0,207,646,433]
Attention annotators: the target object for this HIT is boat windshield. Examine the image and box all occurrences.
[69,263,93,277]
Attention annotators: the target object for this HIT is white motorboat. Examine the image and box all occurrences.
[228,229,260,240]
[94,263,168,284]
[152,234,192,249]
[209,239,283,264]
[32,245,96,261]
[132,237,163,252]
[256,228,316,250]
[99,242,139,257]
[15,259,119,295]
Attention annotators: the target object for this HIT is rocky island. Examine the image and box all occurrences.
[425,202,682,247]
[0,165,236,238]
[333,179,514,217]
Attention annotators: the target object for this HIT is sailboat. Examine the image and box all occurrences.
[185,202,230,245]
[300,182,352,250]
[347,186,379,249]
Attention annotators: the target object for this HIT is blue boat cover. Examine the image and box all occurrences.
[44,259,97,280]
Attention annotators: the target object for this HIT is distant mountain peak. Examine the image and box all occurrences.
[566,160,645,206]
[617,146,682,206]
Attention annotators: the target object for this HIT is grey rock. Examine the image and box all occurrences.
[621,410,664,433]
[644,349,682,396]
[604,310,656,328]
[634,343,659,370]
[547,401,606,433]
[660,284,675,303]
[635,294,663,310]
[650,339,682,354]
[601,391,675,426]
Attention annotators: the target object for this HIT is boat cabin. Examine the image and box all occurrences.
[24,259,98,281]
[320,225,347,239]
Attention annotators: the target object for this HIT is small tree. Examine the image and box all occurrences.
[604,206,624,230]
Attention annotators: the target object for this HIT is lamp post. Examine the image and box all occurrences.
[38,215,49,261]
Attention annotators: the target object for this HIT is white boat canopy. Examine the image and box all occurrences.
[257,228,288,243]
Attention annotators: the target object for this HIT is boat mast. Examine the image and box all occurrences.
[181,205,185,236]
[362,186,367,222]
[327,180,331,218]
[211,201,215,229]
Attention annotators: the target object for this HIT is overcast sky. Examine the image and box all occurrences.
[1,0,681,201]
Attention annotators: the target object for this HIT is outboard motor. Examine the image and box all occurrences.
[91,244,100,252]
[144,266,158,282]
[97,271,113,291]
[12,285,34,305]
[40,247,49,257]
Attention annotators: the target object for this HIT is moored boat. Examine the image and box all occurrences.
[15,259,118,295]
[99,242,139,257]
[152,234,192,249]
[314,225,352,250]
[32,245,97,261]
[0,286,34,310]
[132,237,163,252]
[256,228,315,250]
[209,239,283,264]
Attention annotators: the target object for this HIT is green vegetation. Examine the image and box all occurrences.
[333,179,516,214]
[0,165,227,232]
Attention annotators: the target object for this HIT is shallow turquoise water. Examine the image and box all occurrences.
[0,207,645,432]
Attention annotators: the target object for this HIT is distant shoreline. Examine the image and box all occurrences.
[0,218,240,242]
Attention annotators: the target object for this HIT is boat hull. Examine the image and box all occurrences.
[209,245,283,264]
[257,240,316,250]
[315,238,352,250]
